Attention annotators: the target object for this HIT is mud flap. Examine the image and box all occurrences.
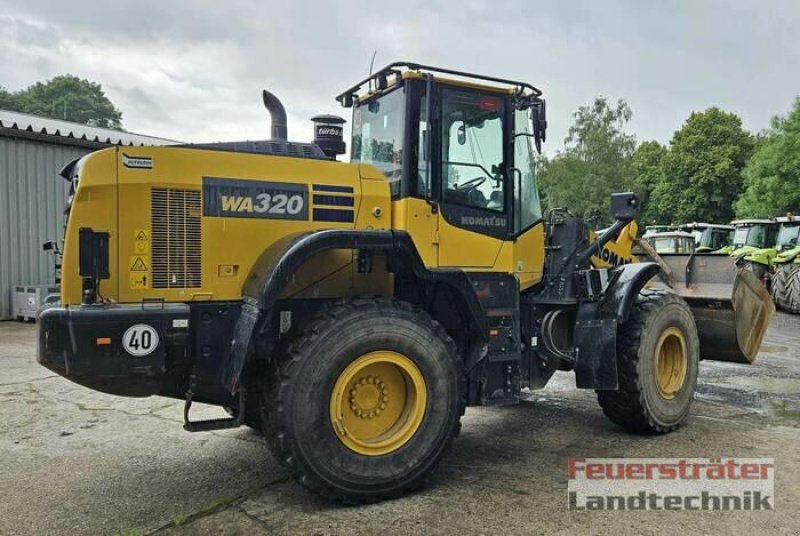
[222,300,261,393]
[574,314,618,390]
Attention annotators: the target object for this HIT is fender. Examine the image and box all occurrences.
[573,262,661,389]
[222,229,488,393]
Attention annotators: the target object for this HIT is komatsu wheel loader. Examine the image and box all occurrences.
[38,62,773,503]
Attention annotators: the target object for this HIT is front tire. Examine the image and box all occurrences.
[262,297,464,503]
[597,289,700,434]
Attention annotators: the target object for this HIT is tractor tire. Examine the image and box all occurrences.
[262,297,464,503]
[597,289,700,434]
[777,265,800,314]
[771,264,790,311]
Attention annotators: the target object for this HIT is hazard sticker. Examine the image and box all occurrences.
[134,229,150,254]
[130,256,149,272]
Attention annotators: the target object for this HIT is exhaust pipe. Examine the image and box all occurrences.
[262,89,288,140]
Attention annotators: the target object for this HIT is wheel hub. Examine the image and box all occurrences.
[655,327,688,400]
[349,376,388,419]
[330,351,427,456]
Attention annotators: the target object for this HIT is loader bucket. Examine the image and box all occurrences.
[638,249,775,364]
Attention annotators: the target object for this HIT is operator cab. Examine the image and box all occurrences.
[775,216,800,251]
[338,63,547,238]
[730,219,778,249]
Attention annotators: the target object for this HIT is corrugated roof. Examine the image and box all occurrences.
[0,109,179,146]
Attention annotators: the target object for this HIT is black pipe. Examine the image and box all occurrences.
[262,89,288,140]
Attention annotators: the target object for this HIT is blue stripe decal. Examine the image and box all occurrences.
[312,184,354,193]
[313,208,354,222]
[313,194,354,207]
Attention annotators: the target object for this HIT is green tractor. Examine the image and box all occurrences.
[680,222,734,252]
[718,219,778,286]
[769,216,800,313]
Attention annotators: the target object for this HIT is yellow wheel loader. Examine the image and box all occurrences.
[38,63,773,503]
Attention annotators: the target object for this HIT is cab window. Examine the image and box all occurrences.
[351,87,405,195]
[440,87,505,212]
[513,108,543,232]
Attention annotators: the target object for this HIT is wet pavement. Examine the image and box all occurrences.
[1,314,799,535]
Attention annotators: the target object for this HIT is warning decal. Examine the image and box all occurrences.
[130,256,149,272]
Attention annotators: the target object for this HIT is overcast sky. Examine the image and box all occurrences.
[1,0,798,153]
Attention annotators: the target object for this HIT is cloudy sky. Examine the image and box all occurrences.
[1,0,798,153]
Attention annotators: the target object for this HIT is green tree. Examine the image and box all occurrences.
[736,98,800,218]
[539,97,636,224]
[653,108,753,223]
[631,140,668,224]
[3,75,123,129]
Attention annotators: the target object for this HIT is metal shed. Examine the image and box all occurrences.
[0,110,176,320]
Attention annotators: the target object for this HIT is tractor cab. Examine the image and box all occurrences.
[680,222,734,252]
[775,216,800,252]
[645,231,695,254]
[721,219,778,257]
[338,63,547,252]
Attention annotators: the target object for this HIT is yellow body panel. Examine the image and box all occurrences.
[391,197,438,268]
[513,223,546,290]
[61,150,119,305]
[63,146,400,306]
[437,214,504,268]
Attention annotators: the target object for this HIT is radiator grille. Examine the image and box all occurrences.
[151,188,202,289]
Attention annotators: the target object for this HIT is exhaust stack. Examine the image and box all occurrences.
[262,89,288,140]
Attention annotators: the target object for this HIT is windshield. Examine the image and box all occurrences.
[692,230,704,244]
[777,224,800,250]
[733,225,766,248]
[351,88,405,190]
[651,236,694,253]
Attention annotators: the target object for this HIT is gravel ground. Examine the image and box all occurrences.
[1,313,799,535]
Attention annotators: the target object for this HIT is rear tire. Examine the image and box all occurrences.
[771,264,790,311]
[597,289,700,434]
[777,265,800,314]
[262,297,464,503]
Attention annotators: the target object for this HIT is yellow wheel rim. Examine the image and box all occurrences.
[329,351,427,456]
[654,327,688,400]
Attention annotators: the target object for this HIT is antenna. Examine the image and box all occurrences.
[368,50,377,75]
[368,50,377,90]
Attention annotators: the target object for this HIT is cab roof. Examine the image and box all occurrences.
[336,61,542,107]
[775,216,800,223]
[647,231,695,239]
[681,222,734,230]
[731,219,776,225]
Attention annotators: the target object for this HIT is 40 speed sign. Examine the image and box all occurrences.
[122,324,160,357]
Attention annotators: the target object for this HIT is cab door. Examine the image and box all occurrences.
[435,86,510,268]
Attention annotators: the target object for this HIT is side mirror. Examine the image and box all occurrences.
[457,123,466,145]
[532,99,547,153]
